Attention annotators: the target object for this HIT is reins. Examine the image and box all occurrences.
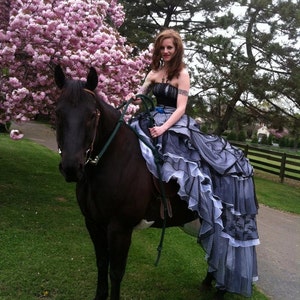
[86,93,153,165]
[86,91,168,266]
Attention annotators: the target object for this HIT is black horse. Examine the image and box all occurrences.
[54,66,207,300]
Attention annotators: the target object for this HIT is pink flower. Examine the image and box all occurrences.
[10,129,24,140]
[0,0,150,123]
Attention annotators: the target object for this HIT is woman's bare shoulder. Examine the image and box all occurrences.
[180,68,190,77]
[146,69,162,83]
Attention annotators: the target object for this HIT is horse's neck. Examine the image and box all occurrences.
[98,100,121,128]
[94,101,122,150]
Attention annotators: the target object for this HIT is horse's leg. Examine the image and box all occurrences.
[85,219,109,300]
[200,271,226,300]
[107,222,133,300]
[199,271,214,291]
[213,289,226,300]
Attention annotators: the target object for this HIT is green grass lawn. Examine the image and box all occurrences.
[2,134,299,299]
[248,153,300,181]
[254,175,300,214]
[231,142,300,181]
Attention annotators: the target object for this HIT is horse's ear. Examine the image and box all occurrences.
[54,65,66,89]
[86,67,98,91]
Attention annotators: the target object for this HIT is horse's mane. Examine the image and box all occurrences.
[61,80,86,106]
[96,95,121,121]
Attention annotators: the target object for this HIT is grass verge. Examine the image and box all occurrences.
[254,170,300,214]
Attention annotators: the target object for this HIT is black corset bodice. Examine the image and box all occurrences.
[152,83,178,108]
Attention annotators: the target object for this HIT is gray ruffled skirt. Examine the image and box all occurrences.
[130,107,260,297]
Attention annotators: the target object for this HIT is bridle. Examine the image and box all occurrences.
[82,88,134,166]
[57,88,100,164]
[82,89,101,165]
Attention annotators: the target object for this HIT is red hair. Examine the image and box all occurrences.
[151,29,185,81]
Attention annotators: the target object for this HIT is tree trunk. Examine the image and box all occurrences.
[214,6,259,136]
[214,89,243,136]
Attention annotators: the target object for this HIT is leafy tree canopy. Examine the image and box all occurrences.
[120,0,300,136]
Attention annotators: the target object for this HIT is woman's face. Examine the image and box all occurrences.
[160,38,176,63]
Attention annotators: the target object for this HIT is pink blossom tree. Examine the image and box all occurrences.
[0,0,150,123]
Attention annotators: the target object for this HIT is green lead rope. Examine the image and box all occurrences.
[91,94,168,266]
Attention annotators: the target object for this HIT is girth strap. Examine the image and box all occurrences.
[152,176,178,219]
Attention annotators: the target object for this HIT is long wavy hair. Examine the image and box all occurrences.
[151,29,185,81]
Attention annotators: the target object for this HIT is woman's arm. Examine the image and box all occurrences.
[149,69,190,138]
[126,71,154,104]
[138,71,154,95]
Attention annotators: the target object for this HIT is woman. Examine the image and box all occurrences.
[129,29,259,297]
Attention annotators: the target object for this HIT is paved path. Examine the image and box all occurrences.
[10,121,300,300]
[256,206,300,299]
[12,121,58,152]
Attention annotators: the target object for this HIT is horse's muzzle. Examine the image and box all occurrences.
[59,162,84,182]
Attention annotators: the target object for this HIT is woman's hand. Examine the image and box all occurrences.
[125,92,135,101]
[125,93,141,104]
[149,125,166,138]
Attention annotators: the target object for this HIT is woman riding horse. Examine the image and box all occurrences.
[54,29,259,300]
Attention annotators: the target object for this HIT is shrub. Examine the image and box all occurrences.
[200,124,208,133]
[251,136,258,144]
[226,131,237,141]
[237,131,246,142]
[0,122,11,133]
[289,139,295,148]
[267,135,273,145]
[260,135,268,145]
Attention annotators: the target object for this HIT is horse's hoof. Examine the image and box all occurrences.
[94,294,108,300]
[212,289,226,300]
[199,280,212,292]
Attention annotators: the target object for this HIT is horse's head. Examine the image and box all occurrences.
[54,65,99,182]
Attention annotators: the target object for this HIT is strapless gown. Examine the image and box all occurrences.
[130,83,260,297]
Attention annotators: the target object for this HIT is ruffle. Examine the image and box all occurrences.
[130,109,260,297]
